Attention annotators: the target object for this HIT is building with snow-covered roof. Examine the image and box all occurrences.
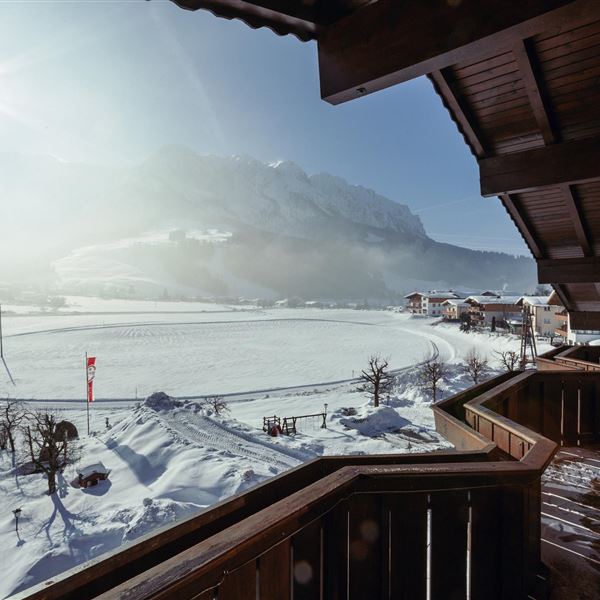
[465,296,523,327]
[516,296,564,340]
[77,462,110,489]
[441,299,470,321]
[404,291,465,317]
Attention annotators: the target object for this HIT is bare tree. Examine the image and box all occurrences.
[203,395,229,415]
[493,349,520,372]
[22,410,75,495]
[464,349,489,385]
[0,425,7,450]
[0,398,26,453]
[357,354,394,407]
[417,359,447,402]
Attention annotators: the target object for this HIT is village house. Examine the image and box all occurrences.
[464,295,522,328]
[441,299,470,321]
[516,295,565,340]
[404,291,464,317]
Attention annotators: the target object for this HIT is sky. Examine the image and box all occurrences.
[0,0,529,256]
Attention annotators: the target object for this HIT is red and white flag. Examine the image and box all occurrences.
[86,356,97,403]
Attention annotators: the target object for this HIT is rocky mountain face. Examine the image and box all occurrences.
[0,146,536,299]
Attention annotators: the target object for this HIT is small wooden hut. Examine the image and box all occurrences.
[77,462,110,489]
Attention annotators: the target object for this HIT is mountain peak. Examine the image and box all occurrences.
[268,159,309,181]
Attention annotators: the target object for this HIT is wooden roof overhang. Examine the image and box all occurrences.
[168,1,374,41]
[170,0,600,328]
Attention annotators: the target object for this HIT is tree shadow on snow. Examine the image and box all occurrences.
[105,439,165,485]
[36,494,86,544]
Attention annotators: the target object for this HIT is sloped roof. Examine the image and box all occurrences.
[517,295,551,306]
[78,462,110,478]
[466,296,523,306]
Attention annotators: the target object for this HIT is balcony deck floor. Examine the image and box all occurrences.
[541,446,600,599]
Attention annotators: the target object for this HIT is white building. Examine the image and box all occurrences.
[441,299,470,321]
[404,291,464,317]
[516,296,564,339]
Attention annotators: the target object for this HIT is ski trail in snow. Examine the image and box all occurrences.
[160,410,305,471]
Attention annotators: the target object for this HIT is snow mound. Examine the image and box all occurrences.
[144,392,183,411]
[115,498,190,542]
[339,405,411,436]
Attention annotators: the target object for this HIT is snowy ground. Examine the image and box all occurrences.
[0,298,551,599]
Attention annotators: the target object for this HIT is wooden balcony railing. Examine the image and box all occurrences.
[537,345,600,372]
[17,368,600,600]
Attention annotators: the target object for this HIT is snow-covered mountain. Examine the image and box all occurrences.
[0,147,536,299]
[134,146,426,242]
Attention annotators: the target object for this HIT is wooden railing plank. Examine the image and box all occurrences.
[579,379,599,442]
[500,487,525,598]
[430,490,469,600]
[291,521,320,600]
[259,540,291,600]
[219,561,256,600]
[563,378,580,444]
[348,494,383,600]
[323,500,348,600]
[387,493,428,600]
[470,489,502,600]
[542,378,563,443]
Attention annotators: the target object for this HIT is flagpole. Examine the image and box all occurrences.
[85,352,90,436]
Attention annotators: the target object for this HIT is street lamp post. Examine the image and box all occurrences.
[13,507,22,536]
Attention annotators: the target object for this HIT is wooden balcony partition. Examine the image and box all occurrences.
[18,369,600,600]
[465,371,600,451]
[537,345,600,372]
[555,346,600,372]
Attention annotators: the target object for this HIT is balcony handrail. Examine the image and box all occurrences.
[19,367,586,600]
[14,449,492,600]
[97,461,541,600]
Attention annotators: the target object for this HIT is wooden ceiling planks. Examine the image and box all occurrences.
[438,6,600,312]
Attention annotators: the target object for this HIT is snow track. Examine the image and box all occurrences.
[160,410,304,471]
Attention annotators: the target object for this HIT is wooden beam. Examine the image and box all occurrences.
[568,311,600,330]
[552,284,572,310]
[561,184,593,256]
[479,137,600,196]
[429,69,486,158]
[318,0,596,104]
[538,257,600,284]
[500,194,544,259]
[512,39,557,145]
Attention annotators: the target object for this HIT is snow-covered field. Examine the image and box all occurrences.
[0,297,550,599]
